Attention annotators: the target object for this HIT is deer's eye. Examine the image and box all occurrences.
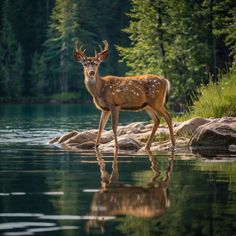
[91,61,96,65]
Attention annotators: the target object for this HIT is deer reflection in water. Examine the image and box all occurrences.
[85,151,174,233]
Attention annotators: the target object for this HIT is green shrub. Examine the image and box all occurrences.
[182,70,236,119]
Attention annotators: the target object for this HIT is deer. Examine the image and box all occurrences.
[74,40,175,154]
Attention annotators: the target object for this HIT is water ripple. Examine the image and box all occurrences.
[0,213,115,221]
[0,221,78,236]
[0,222,55,230]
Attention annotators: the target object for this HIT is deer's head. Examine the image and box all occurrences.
[74,40,109,78]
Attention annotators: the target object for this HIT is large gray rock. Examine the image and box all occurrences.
[100,135,141,152]
[76,141,96,149]
[190,117,236,150]
[100,131,114,144]
[174,117,210,136]
[118,136,141,150]
[64,130,98,144]
[56,130,78,144]
[116,122,146,135]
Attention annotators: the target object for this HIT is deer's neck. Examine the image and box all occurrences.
[84,74,104,98]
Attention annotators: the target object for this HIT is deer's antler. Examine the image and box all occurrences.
[95,40,109,60]
[74,40,87,60]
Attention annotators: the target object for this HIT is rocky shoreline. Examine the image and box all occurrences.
[49,117,236,155]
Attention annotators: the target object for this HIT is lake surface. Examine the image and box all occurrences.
[0,104,235,236]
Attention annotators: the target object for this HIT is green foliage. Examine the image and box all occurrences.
[117,0,165,75]
[225,7,236,62]
[212,0,236,63]
[50,92,81,102]
[0,0,24,98]
[183,70,236,119]
[118,0,236,105]
[43,0,81,94]
[0,0,235,105]
[29,52,47,96]
[24,0,130,101]
[163,0,212,101]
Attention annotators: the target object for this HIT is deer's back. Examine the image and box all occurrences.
[100,74,169,110]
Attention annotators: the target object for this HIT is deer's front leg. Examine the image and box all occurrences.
[110,106,119,155]
[95,110,111,148]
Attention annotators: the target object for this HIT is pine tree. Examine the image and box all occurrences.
[29,52,47,97]
[117,0,166,76]
[225,7,236,64]
[212,0,236,65]
[163,0,212,101]
[118,0,215,104]
[0,0,24,98]
[43,0,81,95]
[89,0,131,76]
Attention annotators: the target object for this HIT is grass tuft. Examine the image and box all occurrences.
[181,70,236,120]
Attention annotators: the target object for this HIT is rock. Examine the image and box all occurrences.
[48,117,236,154]
[77,141,96,149]
[174,117,210,136]
[57,130,78,144]
[49,136,60,144]
[136,130,151,142]
[61,141,96,150]
[64,130,98,144]
[100,131,114,144]
[126,121,146,129]
[98,146,115,153]
[117,122,145,135]
[136,127,170,143]
[229,144,236,152]
[100,135,141,151]
[144,124,153,130]
[126,122,146,133]
[217,116,236,123]
[118,136,141,150]
[190,117,236,150]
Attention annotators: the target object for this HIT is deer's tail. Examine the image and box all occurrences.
[164,79,171,104]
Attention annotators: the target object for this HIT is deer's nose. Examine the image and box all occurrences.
[88,70,95,76]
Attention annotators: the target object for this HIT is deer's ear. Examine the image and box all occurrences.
[98,51,109,62]
[74,51,85,63]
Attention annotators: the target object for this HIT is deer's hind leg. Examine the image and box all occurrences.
[144,106,160,151]
[156,106,175,148]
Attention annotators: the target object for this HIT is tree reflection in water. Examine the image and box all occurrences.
[85,150,174,234]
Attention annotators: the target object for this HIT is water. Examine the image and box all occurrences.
[0,104,235,236]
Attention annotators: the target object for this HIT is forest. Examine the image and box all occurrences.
[0,0,235,110]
